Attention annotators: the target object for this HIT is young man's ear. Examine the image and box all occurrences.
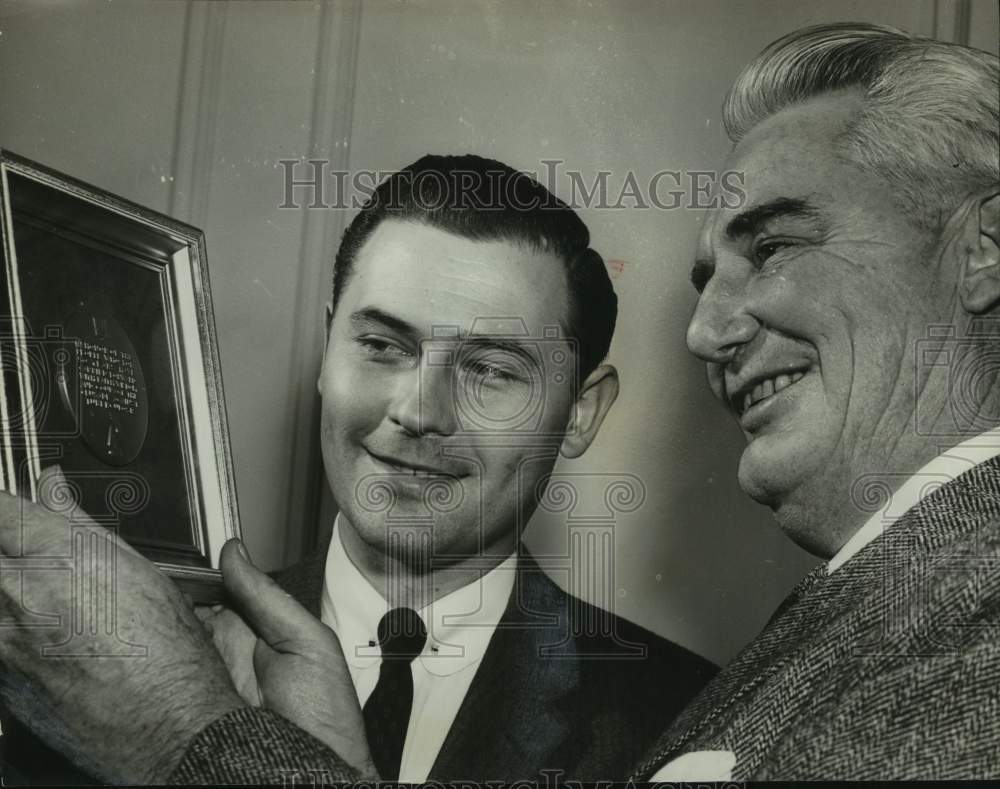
[957,188,1000,315]
[560,363,620,459]
[317,301,334,395]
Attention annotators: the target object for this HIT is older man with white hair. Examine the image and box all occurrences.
[637,21,1000,781]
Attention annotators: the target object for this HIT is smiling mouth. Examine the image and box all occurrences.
[732,370,807,417]
[365,449,457,477]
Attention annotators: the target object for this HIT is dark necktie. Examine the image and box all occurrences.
[362,607,428,781]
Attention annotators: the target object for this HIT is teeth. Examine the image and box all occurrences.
[740,370,807,414]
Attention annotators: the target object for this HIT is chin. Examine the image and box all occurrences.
[738,455,846,559]
[738,445,822,536]
[359,518,436,567]
[737,447,797,507]
[767,499,835,558]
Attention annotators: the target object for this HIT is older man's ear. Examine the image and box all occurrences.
[958,190,1000,315]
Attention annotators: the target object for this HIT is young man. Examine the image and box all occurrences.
[0,155,714,784]
[270,154,713,782]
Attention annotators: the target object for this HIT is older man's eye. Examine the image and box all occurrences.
[753,239,792,265]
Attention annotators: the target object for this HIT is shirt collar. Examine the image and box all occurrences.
[321,514,517,676]
[827,426,1000,574]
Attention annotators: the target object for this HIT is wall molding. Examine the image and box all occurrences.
[283,0,363,563]
[932,0,973,44]
[168,0,227,227]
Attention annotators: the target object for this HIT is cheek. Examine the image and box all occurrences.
[750,266,867,369]
[750,265,834,326]
[319,361,385,442]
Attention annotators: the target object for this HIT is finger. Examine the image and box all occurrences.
[193,604,225,623]
[220,539,326,648]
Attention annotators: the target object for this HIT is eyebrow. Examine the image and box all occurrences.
[459,335,540,365]
[348,307,544,363]
[348,307,419,338]
[724,196,821,241]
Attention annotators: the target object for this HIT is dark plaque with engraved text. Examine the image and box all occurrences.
[0,150,241,601]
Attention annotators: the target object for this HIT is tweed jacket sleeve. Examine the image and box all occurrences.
[169,707,360,785]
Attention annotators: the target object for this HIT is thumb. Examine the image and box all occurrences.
[220,538,322,647]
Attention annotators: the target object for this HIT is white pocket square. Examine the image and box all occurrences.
[649,750,736,781]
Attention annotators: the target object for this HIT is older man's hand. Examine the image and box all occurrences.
[197,542,374,778]
[0,468,247,783]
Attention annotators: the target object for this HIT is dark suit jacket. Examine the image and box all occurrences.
[271,543,715,782]
[630,454,1000,780]
[171,546,715,784]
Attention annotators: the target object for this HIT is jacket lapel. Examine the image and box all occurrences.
[279,542,581,781]
[632,454,1000,779]
[630,561,827,777]
[430,554,580,781]
[272,534,329,618]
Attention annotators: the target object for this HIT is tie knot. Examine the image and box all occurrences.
[377,607,427,660]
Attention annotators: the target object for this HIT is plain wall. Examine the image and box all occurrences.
[0,0,995,664]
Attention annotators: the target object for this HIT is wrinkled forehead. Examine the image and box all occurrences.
[696,92,866,256]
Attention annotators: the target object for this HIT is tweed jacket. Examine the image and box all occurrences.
[631,453,1000,781]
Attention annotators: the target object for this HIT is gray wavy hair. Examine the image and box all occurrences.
[723,22,999,230]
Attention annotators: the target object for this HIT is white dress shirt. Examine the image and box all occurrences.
[320,517,517,783]
[651,427,1000,781]
[828,426,1000,573]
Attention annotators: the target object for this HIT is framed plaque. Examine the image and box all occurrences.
[0,150,241,602]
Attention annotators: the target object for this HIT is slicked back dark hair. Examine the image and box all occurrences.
[332,154,617,380]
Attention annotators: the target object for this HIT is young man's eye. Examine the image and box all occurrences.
[459,351,534,384]
[357,337,410,357]
[466,360,516,381]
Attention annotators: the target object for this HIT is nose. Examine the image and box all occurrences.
[386,360,457,436]
[686,271,759,365]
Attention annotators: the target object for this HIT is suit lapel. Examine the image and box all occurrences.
[277,541,580,779]
[630,562,828,777]
[633,454,1000,780]
[273,533,330,618]
[430,554,580,781]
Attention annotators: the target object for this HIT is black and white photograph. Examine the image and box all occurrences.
[0,0,997,783]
